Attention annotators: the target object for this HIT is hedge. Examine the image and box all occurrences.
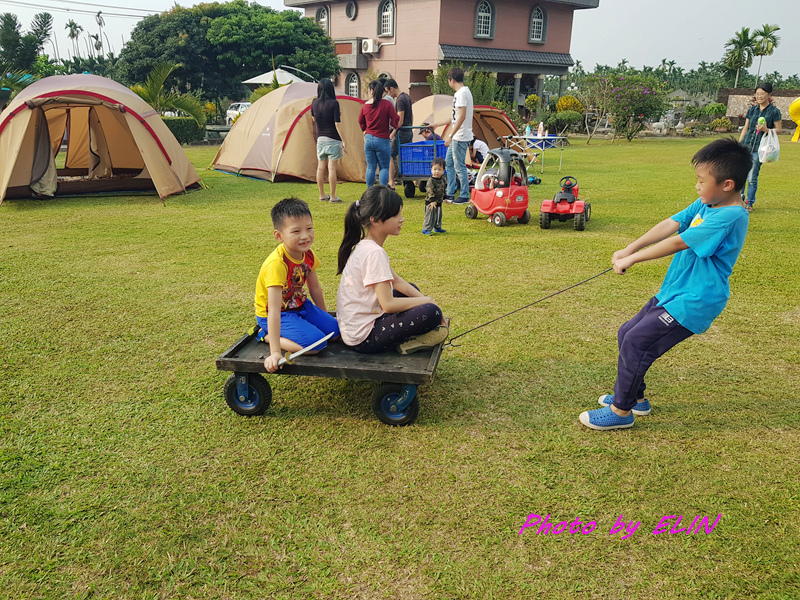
[161,117,205,145]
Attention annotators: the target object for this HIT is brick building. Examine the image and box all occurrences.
[284,0,599,104]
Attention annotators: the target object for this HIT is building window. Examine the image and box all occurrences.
[316,6,329,35]
[378,0,394,37]
[345,1,358,20]
[346,73,360,98]
[474,0,495,39]
[529,6,547,43]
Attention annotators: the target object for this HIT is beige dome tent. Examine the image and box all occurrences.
[411,95,519,147]
[0,74,201,204]
[211,82,366,183]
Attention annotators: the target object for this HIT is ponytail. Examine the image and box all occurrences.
[369,79,385,111]
[337,186,404,274]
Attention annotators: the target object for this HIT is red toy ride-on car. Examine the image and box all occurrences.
[539,176,591,231]
[466,148,531,227]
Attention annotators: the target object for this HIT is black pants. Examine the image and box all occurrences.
[351,287,441,354]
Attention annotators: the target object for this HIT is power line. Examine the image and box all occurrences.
[0,0,147,18]
[47,0,156,14]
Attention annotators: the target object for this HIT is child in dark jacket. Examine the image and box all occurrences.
[422,157,447,235]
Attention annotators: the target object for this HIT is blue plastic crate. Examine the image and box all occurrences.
[399,140,447,177]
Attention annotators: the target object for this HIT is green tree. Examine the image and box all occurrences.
[0,12,52,71]
[752,24,780,87]
[130,62,206,127]
[577,73,616,144]
[606,74,669,141]
[118,1,339,104]
[65,19,83,59]
[724,27,754,88]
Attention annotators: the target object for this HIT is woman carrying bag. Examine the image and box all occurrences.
[738,82,782,212]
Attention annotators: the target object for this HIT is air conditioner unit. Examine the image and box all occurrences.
[361,38,380,54]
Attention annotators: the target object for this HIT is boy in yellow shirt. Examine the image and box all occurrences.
[254,198,339,372]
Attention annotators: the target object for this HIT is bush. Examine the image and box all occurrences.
[703,103,727,119]
[710,117,734,132]
[162,117,205,145]
[525,94,540,113]
[607,75,669,141]
[556,94,584,113]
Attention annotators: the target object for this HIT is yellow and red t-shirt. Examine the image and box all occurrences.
[254,244,320,318]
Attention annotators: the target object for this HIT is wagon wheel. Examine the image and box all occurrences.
[465,204,478,219]
[539,211,551,229]
[518,209,531,225]
[574,211,586,231]
[403,181,416,198]
[584,203,592,222]
[492,212,507,227]
[372,384,420,426]
[224,373,272,416]
[419,180,427,193]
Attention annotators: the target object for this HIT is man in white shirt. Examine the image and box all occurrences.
[443,67,473,204]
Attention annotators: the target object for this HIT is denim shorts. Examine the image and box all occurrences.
[317,136,343,161]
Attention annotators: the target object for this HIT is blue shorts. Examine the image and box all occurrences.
[256,302,340,349]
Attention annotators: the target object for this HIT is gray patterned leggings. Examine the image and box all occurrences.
[351,287,442,354]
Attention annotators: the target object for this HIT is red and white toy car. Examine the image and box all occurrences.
[539,176,591,231]
[465,148,531,227]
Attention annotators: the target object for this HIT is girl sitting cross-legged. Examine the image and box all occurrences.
[336,185,448,355]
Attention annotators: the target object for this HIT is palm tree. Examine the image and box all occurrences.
[617,58,628,72]
[94,11,104,56]
[89,34,102,57]
[130,62,206,127]
[724,27,754,88]
[65,20,83,59]
[752,24,780,87]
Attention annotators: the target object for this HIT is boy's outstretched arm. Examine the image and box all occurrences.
[612,218,687,274]
[306,271,327,312]
[264,286,285,372]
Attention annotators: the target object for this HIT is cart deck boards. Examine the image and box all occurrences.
[216,331,446,385]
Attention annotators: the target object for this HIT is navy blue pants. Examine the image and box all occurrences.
[612,296,694,411]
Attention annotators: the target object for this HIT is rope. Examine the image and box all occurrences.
[443,268,613,349]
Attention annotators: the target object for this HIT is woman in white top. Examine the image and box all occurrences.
[336,186,447,354]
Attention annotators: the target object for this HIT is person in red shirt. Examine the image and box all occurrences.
[358,80,399,188]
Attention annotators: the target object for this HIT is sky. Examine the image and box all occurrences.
[3,0,800,79]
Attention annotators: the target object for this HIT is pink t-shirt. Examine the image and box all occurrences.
[336,239,394,345]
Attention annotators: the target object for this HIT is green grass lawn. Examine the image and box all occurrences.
[1,137,799,599]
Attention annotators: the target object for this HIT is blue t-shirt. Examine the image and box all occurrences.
[655,199,749,334]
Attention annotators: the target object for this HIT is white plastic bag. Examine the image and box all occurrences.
[758,129,780,163]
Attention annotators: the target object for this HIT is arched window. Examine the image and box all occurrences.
[378,0,394,37]
[529,6,547,43]
[315,6,329,35]
[346,73,360,98]
[474,0,495,39]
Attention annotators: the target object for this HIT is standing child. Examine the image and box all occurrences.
[422,157,447,235]
[579,138,752,430]
[255,198,340,373]
[336,186,448,354]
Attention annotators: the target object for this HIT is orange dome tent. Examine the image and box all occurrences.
[411,95,519,147]
[211,83,367,182]
[0,74,201,203]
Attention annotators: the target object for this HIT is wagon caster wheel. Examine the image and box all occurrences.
[539,211,551,229]
[419,180,427,193]
[574,210,586,231]
[584,202,592,222]
[403,181,416,198]
[465,204,478,219]
[532,177,541,185]
[518,209,531,225]
[492,211,507,227]
[224,373,272,416]
[372,384,420,426]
